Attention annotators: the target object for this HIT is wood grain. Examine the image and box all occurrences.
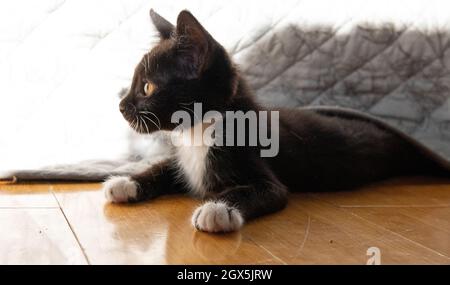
[0,208,87,264]
[0,182,58,208]
[51,184,280,264]
[0,177,449,264]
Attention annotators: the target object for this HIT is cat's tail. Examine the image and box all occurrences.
[305,106,450,179]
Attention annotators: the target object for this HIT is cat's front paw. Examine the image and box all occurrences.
[103,176,138,203]
[191,201,244,233]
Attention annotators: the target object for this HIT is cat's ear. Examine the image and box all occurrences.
[175,10,211,79]
[150,9,174,39]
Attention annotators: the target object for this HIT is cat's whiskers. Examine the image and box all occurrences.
[137,115,143,133]
[139,115,150,134]
[139,111,161,129]
[131,115,141,132]
[140,114,160,131]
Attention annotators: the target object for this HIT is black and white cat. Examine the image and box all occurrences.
[103,9,450,233]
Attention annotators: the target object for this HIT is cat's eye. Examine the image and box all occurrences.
[143,82,155,97]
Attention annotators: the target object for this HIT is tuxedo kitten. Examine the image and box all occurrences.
[103,9,450,233]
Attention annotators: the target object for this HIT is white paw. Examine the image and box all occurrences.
[103,176,138,203]
[191,201,244,233]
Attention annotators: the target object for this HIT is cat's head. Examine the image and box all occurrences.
[119,9,238,134]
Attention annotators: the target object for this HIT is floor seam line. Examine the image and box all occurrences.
[49,187,91,265]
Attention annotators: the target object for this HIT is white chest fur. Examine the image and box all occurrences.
[174,126,211,197]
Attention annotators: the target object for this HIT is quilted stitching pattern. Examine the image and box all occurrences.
[240,23,450,159]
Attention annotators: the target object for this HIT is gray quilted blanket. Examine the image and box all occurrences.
[242,23,450,159]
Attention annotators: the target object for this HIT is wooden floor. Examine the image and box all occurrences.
[0,177,450,264]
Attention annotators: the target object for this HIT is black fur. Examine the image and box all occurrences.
[119,10,450,227]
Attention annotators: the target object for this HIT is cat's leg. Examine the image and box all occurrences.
[103,159,186,203]
[192,175,288,233]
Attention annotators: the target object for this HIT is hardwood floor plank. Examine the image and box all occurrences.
[243,194,450,264]
[243,195,366,264]
[345,207,450,259]
[0,183,58,208]
[400,207,450,231]
[314,177,450,207]
[51,183,281,264]
[1,178,449,264]
[0,208,88,264]
[309,177,450,262]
